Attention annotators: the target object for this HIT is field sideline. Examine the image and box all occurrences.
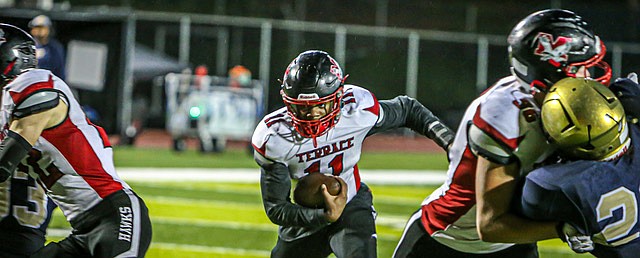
[115,167,449,185]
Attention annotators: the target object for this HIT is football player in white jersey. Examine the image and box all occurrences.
[252,50,454,258]
[394,9,612,257]
[0,23,151,258]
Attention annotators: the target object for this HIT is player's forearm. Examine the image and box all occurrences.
[0,131,31,182]
[263,201,328,227]
[260,164,329,227]
[476,157,558,243]
[376,96,454,150]
[477,212,558,243]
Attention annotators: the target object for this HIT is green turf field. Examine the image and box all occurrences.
[46,147,590,257]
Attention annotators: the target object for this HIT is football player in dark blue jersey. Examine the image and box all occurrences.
[0,175,56,257]
[0,23,56,258]
[520,77,640,257]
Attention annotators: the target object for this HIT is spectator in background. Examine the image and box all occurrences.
[29,14,66,80]
[194,64,210,90]
[228,65,252,88]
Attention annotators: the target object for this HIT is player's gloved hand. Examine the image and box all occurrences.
[610,72,640,124]
[557,222,594,253]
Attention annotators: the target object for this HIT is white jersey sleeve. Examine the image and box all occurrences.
[251,107,292,166]
[468,79,555,174]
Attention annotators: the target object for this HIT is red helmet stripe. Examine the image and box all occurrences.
[2,59,15,75]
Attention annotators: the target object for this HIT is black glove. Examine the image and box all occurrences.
[610,73,640,124]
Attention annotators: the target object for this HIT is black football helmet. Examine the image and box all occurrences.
[281,50,345,144]
[0,23,37,87]
[508,9,611,93]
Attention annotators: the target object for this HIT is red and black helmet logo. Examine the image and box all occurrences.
[533,32,574,66]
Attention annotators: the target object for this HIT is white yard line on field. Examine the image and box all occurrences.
[151,242,271,257]
[117,168,447,185]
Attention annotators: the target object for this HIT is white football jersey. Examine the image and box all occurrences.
[1,69,130,222]
[419,76,556,253]
[252,84,381,202]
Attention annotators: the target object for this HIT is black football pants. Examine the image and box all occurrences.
[30,189,152,258]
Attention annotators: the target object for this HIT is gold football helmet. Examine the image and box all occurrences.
[541,77,630,160]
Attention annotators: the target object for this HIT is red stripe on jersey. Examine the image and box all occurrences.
[10,75,54,105]
[265,113,285,124]
[353,164,361,191]
[41,118,123,198]
[343,91,354,98]
[343,98,356,105]
[88,120,112,148]
[266,118,286,128]
[265,112,286,128]
[472,105,518,150]
[363,92,380,116]
[421,147,477,234]
[252,142,267,157]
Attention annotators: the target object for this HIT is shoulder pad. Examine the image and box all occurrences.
[467,122,516,165]
[14,90,60,118]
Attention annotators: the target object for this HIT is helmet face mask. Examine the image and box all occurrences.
[541,78,630,161]
[508,9,612,93]
[280,50,345,145]
[0,23,37,87]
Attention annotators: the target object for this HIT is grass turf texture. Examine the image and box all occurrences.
[44,147,589,257]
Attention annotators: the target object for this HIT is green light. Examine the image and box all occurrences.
[189,106,201,118]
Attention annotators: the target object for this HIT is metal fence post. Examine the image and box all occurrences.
[406,32,420,98]
[179,16,191,66]
[259,22,272,113]
[612,44,622,80]
[216,28,229,76]
[335,26,347,69]
[120,14,136,138]
[476,36,489,93]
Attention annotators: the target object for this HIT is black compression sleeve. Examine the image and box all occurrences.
[260,162,329,227]
[374,96,455,151]
[0,131,31,182]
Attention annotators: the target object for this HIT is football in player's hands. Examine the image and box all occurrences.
[293,173,342,208]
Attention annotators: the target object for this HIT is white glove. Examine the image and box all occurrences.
[566,235,594,253]
[558,223,594,253]
[627,72,638,83]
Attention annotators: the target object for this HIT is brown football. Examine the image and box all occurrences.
[293,173,342,208]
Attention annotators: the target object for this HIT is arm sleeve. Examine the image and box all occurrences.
[259,161,330,228]
[520,176,580,223]
[370,95,454,151]
[0,131,32,182]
